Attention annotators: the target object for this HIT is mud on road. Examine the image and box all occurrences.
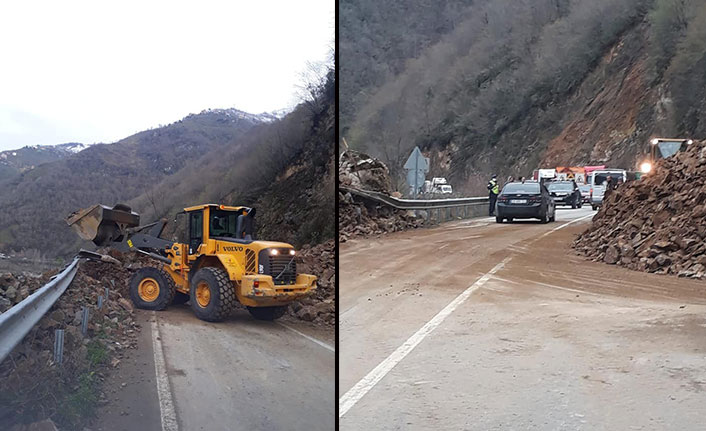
[340,208,706,430]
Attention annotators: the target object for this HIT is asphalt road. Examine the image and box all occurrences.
[95,306,335,431]
[340,207,706,430]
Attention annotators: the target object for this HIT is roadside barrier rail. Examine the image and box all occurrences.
[341,186,490,223]
[0,258,79,363]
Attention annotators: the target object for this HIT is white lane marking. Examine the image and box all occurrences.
[277,322,335,353]
[536,212,594,240]
[151,314,179,431]
[340,304,358,319]
[339,257,511,417]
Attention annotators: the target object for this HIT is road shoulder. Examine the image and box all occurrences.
[93,310,161,431]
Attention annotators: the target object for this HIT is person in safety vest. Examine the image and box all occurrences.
[487,174,499,216]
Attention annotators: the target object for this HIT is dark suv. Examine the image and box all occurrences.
[496,181,555,223]
[547,180,583,209]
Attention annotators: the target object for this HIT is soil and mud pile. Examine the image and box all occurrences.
[0,257,143,430]
[339,150,423,241]
[574,140,706,279]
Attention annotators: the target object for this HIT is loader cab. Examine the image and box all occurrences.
[183,204,255,255]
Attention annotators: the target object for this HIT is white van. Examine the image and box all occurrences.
[588,169,627,210]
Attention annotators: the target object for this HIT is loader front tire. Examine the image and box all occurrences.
[247,306,288,321]
[129,267,175,311]
[189,267,235,322]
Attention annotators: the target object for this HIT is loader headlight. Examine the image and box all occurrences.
[270,249,279,256]
[651,138,659,145]
[289,249,296,256]
[640,161,652,174]
[687,139,693,145]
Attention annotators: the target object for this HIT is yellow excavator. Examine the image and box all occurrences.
[67,203,316,322]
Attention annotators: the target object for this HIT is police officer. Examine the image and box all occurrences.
[488,174,499,216]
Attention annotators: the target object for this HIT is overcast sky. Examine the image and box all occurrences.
[0,0,334,151]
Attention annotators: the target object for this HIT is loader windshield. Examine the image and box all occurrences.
[209,209,240,238]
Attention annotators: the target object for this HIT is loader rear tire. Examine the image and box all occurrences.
[247,306,288,321]
[129,267,175,311]
[189,267,235,322]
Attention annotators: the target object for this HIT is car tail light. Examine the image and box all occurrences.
[590,188,593,198]
[498,196,508,202]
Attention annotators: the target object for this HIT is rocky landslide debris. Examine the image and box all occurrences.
[339,150,424,242]
[574,140,706,279]
[288,240,335,325]
[0,272,53,313]
[0,252,145,429]
[339,149,393,194]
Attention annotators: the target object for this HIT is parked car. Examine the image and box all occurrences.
[588,169,627,210]
[496,181,555,223]
[547,180,583,209]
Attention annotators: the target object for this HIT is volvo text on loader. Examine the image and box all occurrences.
[67,203,317,322]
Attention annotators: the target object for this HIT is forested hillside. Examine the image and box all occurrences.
[0,65,334,258]
[341,0,706,193]
[129,66,336,248]
[0,111,264,257]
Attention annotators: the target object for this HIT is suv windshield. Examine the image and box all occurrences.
[547,182,573,192]
[502,182,540,194]
[209,209,241,238]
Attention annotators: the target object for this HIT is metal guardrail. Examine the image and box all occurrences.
[340,186,489,210]
[0,258,79,363]
[341,186,490,223]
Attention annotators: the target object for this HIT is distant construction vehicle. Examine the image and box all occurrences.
[67,204,316,322]
[639,138,694,175]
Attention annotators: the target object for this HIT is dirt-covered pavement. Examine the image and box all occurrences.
[340,207,706,429]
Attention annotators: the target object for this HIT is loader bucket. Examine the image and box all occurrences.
[66,204,140,246]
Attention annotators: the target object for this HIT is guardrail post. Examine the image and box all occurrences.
[54,329,64,365]
[105,287,110,300]
[81,307,89,336]
[97,295,104,310]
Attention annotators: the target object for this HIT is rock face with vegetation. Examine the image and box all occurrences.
[574,140,706,279]
[341,0,706,194]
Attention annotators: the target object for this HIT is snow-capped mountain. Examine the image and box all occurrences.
[0,142,93,180]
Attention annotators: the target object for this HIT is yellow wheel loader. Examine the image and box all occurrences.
[67,203,316,322]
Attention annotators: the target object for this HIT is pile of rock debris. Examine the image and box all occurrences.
[287,239,335,325]
[0,257,143,429]
[574,140,706,279]
[339,150,424,241]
